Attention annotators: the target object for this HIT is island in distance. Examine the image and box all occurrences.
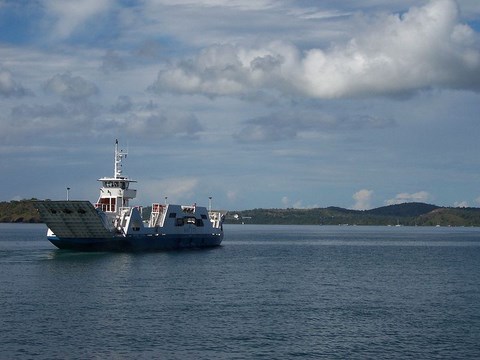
[2,200,480,227]
[223,202,480,227]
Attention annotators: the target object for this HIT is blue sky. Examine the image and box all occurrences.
[1,0,480,210]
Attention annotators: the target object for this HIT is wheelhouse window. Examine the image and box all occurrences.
[102,181,129,189]
[96,198,116,212]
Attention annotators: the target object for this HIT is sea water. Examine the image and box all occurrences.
[1,223,480,359]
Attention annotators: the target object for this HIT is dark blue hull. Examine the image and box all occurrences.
[48,233,223,252]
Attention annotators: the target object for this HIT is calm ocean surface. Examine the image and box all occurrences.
[1,223,480,359]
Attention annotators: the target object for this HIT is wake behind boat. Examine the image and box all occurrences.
[35,140,224,251]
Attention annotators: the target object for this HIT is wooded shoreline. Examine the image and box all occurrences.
[2,200,480,227]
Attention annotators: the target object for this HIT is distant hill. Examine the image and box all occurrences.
[366,202,439,217]
[226,202,480,226]
[2,200,480,226]
[0,200,41,223]
[415,207,480,227]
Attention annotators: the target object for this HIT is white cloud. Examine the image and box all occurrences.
[43,72,99,102]
[149,41,297,97]
[45,0,113,39]
[149,0,480,99]
[352,189,374,210]
[148,0,276,11]
[292,200,306,209]
[385,191,432,205]
[0,68,33,97]
[454,201,468,207]
[281,196,318,209]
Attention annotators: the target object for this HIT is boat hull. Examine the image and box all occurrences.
[48,233,223,252]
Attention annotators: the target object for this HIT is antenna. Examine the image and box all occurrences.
[114,139,128,179]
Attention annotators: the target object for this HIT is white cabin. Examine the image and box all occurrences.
[95,140,137,214]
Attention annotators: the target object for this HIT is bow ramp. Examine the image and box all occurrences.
[35,201,113,239]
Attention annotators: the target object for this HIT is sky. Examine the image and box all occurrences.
[1,0,480,210]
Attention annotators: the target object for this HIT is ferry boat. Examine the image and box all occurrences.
[35,140,224,251]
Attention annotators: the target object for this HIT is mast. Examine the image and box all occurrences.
[114,139,128,179]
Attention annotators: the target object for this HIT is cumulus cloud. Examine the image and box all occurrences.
[0,68,33,98]
[43,72,99,102]
[352,189,374,210]
[149,42,294,97]
[385,191,432,205]
[150,0,480,99]
[454,201,468,208]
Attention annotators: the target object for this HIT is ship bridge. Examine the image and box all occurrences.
[95,140,137,213]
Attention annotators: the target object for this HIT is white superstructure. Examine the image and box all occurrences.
[96,140,137,213]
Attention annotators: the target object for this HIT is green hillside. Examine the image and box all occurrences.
[2,200,480,226]
[0,199,41,223]
[226,203,480,226]
[415,207,480,226]
[366,202,439,217]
